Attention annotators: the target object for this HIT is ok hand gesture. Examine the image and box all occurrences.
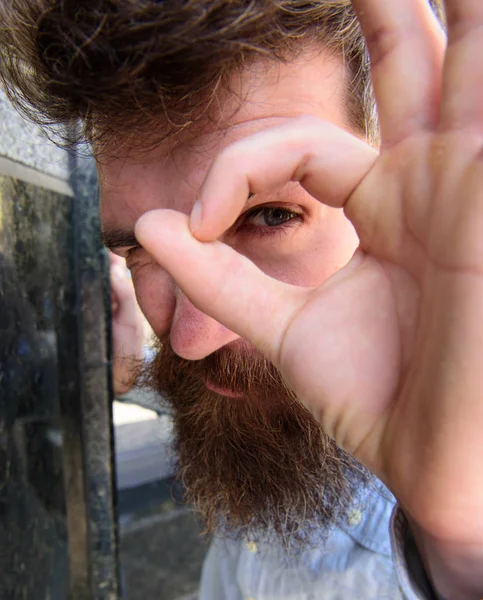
[137,2,483,596]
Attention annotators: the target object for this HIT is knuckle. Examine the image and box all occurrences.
[364,24,403,68]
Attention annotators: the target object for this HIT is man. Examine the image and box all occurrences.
[2,0,483,598]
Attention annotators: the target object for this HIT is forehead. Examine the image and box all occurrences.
[99,49,351,227]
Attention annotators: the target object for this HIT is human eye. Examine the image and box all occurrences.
[238,205,303,236]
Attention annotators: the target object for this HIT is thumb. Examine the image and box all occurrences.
[135,209,309,364]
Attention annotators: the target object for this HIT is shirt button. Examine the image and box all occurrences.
[347,508,362,526]
[244,540,258,553]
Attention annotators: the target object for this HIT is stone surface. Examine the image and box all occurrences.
[0,90,69,179]
[0,168,119,598]
[120,506,208,600]
[0,176,74,599]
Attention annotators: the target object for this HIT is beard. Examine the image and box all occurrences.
[140,335,369,549]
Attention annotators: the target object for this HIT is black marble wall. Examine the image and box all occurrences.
[0,165,120,599]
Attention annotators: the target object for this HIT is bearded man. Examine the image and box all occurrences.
[3,0,483,598]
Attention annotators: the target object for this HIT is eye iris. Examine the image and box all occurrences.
[264,208,292,226]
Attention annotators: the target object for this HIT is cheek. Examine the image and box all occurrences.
[132,264,176,336]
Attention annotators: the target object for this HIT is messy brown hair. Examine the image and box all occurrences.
[0,0,444,151]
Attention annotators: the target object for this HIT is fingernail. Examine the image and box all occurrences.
[190,199,202,233]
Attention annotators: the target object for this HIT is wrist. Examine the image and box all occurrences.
[406,513,483,600]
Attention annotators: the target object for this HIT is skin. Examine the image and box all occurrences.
[100,51,360,363]
[130,0,483,598]
[109,251,145,395]
[102,0,483,595]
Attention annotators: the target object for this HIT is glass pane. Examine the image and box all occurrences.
[0,176,73,600]
[0,167,120,599]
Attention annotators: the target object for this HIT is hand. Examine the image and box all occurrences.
[110,252,145,396]
[136,1,483,596]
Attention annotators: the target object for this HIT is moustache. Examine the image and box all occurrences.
[150,335,294,401]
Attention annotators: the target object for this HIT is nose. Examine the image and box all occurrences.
[170,291,240,360]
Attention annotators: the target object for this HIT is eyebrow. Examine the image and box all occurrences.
[101,226,139,250]
[101,191,259,250]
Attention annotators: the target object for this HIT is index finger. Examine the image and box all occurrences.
[191,117,376,242]
[350,0,445,145]
[440,0,483,129]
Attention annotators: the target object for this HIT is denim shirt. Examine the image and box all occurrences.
[199,481,430,600]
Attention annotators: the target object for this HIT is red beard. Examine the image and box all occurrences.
[140,336,368,547]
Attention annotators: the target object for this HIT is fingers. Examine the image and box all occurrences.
[191,117,376,242]
[135,210,308,363]
[351,0,446,145]
[440,0,483,130]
